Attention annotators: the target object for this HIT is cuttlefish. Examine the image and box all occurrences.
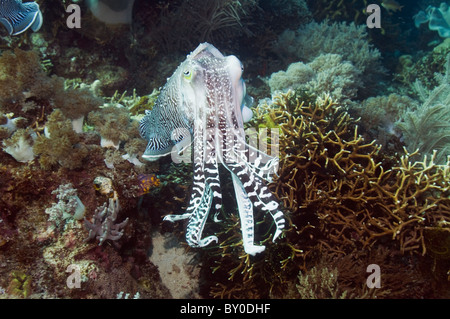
[139,43,285,255]
[0,0,42,35]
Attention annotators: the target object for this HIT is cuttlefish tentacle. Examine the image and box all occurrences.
[185,184,218,247]
[225,160,285,243]
[231,173,266,255]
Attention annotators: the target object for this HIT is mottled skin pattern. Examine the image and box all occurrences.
[140,43,285,255]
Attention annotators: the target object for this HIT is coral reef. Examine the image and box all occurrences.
[263,91,450,255]
[33,109,89,170]
[273,20,384,97]
[1,0,449,301]
[268,53,361,104]
[45,183,86,231]
[396,53,450,164]
[203,90,450,298]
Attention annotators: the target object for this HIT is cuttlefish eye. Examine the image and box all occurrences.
[183,69,193,81]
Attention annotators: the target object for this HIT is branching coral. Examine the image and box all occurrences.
[296,266,347,299]
[204,90,450,298]
[263,91,450,255]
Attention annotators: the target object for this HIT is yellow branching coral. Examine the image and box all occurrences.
[204,90,450,298]
[262,90,450,255]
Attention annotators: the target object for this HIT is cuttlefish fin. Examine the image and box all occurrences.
[0,1,43,35]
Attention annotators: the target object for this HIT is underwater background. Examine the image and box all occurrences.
[0,0,449,299]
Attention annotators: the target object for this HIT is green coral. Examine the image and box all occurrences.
[128,88,160,116]
[33,109,88,170]
[7,271,32,298]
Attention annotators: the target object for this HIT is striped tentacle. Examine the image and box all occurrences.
[163,125,206,222]
[185,184,218,247]
[203,133,223,219]
[226,161,285,242]
[231,173,266,255]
